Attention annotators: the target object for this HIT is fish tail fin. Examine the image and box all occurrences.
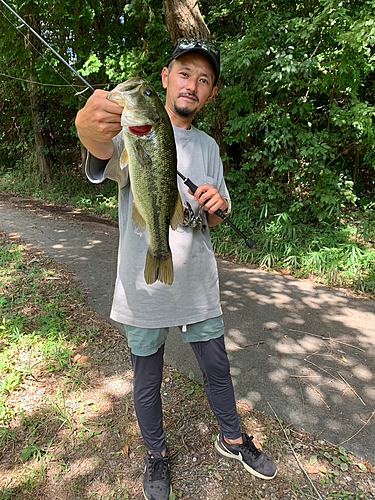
[170,194,184,230]
[144,250,174,286]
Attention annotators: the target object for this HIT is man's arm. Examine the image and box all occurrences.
[75,89,123,160]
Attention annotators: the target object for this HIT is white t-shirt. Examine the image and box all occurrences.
[86,125,230,328]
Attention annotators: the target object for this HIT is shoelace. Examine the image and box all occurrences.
[238,435,262,459]
[147,455,168,481]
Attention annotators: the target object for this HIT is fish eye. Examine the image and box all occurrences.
[144,89,152,97]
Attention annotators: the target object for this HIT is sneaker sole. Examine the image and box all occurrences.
[214,437,277,480]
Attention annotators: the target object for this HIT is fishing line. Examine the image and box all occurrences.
[0,0,94,95]
[0,71,116,91]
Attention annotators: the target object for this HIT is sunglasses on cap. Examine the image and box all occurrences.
[176,38,220,58]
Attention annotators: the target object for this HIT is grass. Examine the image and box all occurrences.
[211,205,375,296]
[0,168,119,222]
[0,233,138,498]
[0,238,96,428]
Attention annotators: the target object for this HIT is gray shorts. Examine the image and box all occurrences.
[124,316,224,356]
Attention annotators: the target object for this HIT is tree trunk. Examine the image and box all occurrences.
[162,0,211,43]
[26,17,54,184]
[29,83,54,184]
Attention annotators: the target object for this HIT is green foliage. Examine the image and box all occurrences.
[205,0,375,222]
[211,201,375,295]
[0,0,169,182]
[2,0,375,216]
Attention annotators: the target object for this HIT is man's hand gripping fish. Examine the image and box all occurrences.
[107,78,184,286]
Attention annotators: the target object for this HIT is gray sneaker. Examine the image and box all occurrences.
[143,452,171,500]
[214,433,277,480]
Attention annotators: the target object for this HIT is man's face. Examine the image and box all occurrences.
[162,53,218,120]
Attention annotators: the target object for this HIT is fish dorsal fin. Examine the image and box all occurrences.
[132,203,146,233]
[120,149,129,170]
[170,193,184,230]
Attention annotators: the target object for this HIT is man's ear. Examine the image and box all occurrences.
[206,86,218,104]
[161,67,168,90]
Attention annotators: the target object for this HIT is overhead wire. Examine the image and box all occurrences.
[0,71,116,90]
[0,71,86,87]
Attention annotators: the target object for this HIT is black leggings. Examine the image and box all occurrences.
[131,335,241,454]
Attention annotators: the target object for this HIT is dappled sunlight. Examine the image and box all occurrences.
[273,337,317,355]
[263,321,280,330]
[243,390,263,403]
[82,239,105,249]
[64,456,101,480]
[225,327,247,351]
[98,371,133,397]
[364,386,375,400]
[269,292,294,307]
[282,314,307,326]
[2,194,374,476]
[218,258,375,461]
[0,345,138,496]
[269,368,290,383]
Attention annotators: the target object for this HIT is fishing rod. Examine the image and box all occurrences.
[177,171,256,249]
[1,2,256,248]
[0,0,94,93]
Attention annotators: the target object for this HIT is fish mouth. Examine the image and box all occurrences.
[128,125,153,136]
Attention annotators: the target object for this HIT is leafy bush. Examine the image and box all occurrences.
[205,0,375,223]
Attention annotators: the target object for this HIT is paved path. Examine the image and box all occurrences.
[1,192,374,462]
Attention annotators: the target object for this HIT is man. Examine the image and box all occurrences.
[75,38,276,500]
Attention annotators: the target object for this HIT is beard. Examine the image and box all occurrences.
[174,103,196,118]
[174,93,200,118]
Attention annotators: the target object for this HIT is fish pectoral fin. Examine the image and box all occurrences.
[132,142,152,167]
[132,203,147,233]
[145,251,173,286]
[120,149,129,170]
[170,193,184,230]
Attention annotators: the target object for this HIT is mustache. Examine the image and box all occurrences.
[178,92,199,103]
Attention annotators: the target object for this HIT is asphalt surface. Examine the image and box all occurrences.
[1,192,374,463]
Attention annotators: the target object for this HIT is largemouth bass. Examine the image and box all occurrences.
[107,78,184,286]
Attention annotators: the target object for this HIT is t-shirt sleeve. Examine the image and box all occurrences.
[85,133,129,189]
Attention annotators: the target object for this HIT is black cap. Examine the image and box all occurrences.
[168,38,220,86]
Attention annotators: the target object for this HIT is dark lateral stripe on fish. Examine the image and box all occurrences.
[129,125,153,136]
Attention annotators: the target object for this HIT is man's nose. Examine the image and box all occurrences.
[186,78,198,93]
